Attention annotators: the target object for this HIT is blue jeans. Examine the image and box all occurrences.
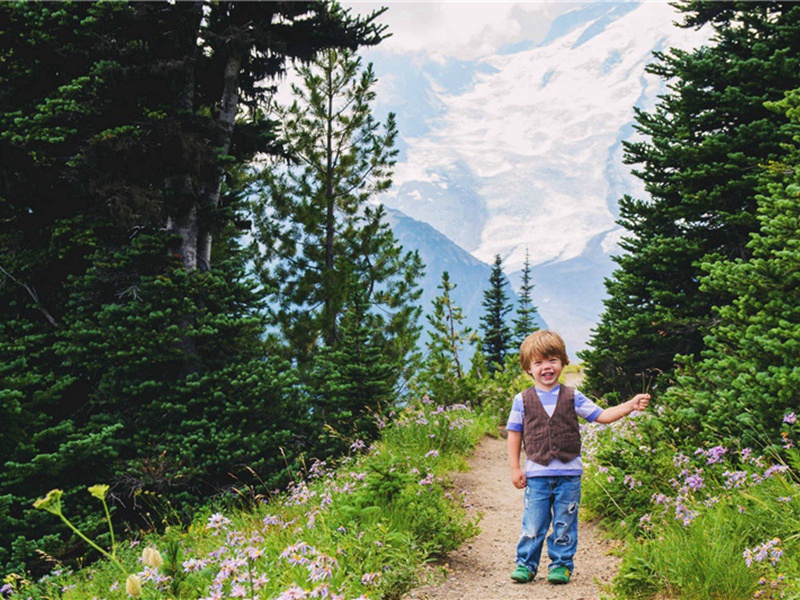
[516,475,581,574]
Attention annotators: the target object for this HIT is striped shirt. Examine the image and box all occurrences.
[506,384,602,477]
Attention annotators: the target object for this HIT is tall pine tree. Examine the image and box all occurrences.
[249,47,423,448]
[252,48,405,351]
[480,254,513,374]
[581,1,800,401]
[415,272,478,404]
[512,248,539,346]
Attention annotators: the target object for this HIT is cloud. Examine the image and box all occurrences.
[343,1,570,60]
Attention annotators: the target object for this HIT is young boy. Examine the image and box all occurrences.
[507,330,649,585]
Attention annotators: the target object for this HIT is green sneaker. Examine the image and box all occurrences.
[547,566,571,584]
[510,565,535,583]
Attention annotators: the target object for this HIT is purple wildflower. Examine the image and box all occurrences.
[784,412,797,424]
[723,470,748,489]
[206,512,232,531]
[705,446,728,464]
[684,472,704,491]
[276,584,309,599]
[361,572,381,585]
[764,465,789,478]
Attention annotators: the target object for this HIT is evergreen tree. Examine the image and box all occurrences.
[252,47,406,355]
[308,286,397,458]
[662,88,800,448]
[512,248,539,346]
[580,1,800,401]
[479,254,513,374]
[416,272,478,403]
[249,46,422,454]
[0,1,385,573]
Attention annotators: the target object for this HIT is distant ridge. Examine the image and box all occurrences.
[385,207,547,360]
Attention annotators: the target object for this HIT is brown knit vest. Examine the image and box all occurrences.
[522,385,581,466]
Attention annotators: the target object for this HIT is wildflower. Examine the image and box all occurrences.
[88,484,110,501]
[141,547,163,568]
[263,514,282,527]
[419,472,435,486]
[723,470,748,489]
[309,564,333,582]
[206,512,232,531]
[672,453,690,468]
[623,475,641,490]
[778,496,792,503]
[253,574,270,590]
[783,412,797,424]
[246,546,263,561]
[308,459,328,479]
[361,572,381,585]
[125,574,142,598]
[744,538,783,567]
[310,583,331,598]
[422,395,433,404]
[705,446,728,464]
[230,584,248,598]
[281,541,316,565]
[33,489,64,516]
[684,473,704,491]
[764,465,789,478]
[425,449,440,458]
[182,558,209,573]
[276,584,309,599]
[226,530,246,546]
[350,439,367,452]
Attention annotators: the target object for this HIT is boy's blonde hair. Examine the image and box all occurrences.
[519,330,570,372]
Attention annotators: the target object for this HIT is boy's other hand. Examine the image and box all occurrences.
[631,393,650,412]
[511,467,527,489]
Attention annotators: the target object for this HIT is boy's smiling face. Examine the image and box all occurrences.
[527,355,563,391]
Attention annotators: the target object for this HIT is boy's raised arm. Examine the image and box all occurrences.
[594,393,650,424]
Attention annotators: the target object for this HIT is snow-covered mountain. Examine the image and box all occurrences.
[360,1,710,357]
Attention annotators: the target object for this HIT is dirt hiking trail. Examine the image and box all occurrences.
[402,434,622,600]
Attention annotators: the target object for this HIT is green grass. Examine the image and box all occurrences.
[5,398,497,599]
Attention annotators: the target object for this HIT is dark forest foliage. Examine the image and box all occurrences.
[0,1,393,574]
[581,1,800,402]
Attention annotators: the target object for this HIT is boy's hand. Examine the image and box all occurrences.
[511,467,527,489]
[630,393,650,412]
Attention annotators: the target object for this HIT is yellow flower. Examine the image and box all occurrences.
[126,574,142,598]
[141,546,163,568]
[32,489,64,516]
[88,484,110,501]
